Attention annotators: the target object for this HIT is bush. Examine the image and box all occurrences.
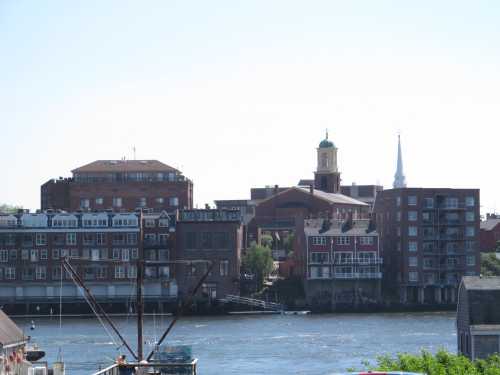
[363,350,500,375]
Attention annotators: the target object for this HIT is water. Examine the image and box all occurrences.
[16,312,457,375]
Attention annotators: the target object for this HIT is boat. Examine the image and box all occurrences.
[61,251,213,375]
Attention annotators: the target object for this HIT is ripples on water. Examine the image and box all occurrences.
[15,312,456,375]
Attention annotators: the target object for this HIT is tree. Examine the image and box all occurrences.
[481,253,500,276]
[260,234,274,248]
[242,244,274,287]
[0,204,22,214]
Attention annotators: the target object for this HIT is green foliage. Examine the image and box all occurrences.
[261,234,274,248]
[0,204,22,214]
[283,233,295,254]
[481,253,500,276]
[365,349,500,375]
[242,244,274,287]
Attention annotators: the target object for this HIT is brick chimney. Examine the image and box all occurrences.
[309,184,314,195]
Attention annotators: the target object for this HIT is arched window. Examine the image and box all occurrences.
[321,153,328,168]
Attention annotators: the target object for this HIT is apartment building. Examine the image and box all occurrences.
[302,217,382,308]
[374,188,481,304]
[41,159,193,212]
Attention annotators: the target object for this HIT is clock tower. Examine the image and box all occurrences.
[314,131,341,193]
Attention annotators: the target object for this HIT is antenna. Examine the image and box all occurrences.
[133,146,136,160]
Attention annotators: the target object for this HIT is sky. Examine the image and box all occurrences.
[1,1,500,214]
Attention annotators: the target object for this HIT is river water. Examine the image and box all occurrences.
[15,312,457,375]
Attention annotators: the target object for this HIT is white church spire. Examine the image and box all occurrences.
[393,134,407,188]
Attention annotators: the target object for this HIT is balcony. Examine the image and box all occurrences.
[332,257,383,265]
[333,272,382,279]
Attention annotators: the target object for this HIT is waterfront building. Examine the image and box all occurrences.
[457,276,500,360]
[480,214,500,252]
[175,209,243,303]
[302,217,382,308]
[0,210,176,314]
[41,159,193,212]
[373,187,481,304]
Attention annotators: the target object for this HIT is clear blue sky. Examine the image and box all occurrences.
[1,1,500,213]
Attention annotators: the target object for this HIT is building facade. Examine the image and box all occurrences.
[41,159,193,212]
[303,218,382,308]
[0,210,176,313]
[175,209,243,303]
[480,215,500,252]
[374,188,481,304]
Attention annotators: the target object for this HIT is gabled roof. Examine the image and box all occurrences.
[304,219,377,236]
[296,187,369,206]
[462,276,500,291]
[0,310,26,346]
[480,219,500,231]
[72,160,179,174]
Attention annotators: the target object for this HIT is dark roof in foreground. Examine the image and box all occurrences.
[0,310,26,346]
[461,276,500,291]
[72,160,179,174]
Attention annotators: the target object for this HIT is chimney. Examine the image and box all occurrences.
[309,184,314,195]
[274,184,279,196]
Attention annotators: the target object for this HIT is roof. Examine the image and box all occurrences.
[480,218,500,231]
[296,187,369,206]
[461,276,500,291]
[72,160,179,174]
[0,310,26,346]
[470,324,500,332]
[319,139,335,148]
[304,219,376,236]
[297,179,314,186]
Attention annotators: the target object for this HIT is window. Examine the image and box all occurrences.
[113,249,121,260]
[219,260,229,276]
[334,252,353,264]
[5,267,16,280]
[466,226,475,237]
[201,232,213,249]
[30,249,39,262]
[159,218,169,227]
[358,252,375,264]
[127,265,137,279]
[83,233,94,246]
[5,234,15,246]
[35,266,46,280]
[113,197,122,207]
[145,219,155,228]
[131,248,139,259]
[22,267,34,280]
[359,236,373,245]
[396,211,401,222]
[52,249,60,259]
[144,234,156,245]
[139,197,147,207]
[465,196,475,207]
[465,241,476,252]
[122,249,130,262]
[53,233,65,246]
[0,250,8,262]
[114,266,125,279]
[80,198,90,208]
[66,233,77,246]
[336,237,350,245]
[146,250,157,261]
[310,252,329,263]
[70,249,78,258]
[423,258,434,269]
[158,234,168,246]
[97,267,107,279]
[312,236,327,246]
[409,271,418,282]
[408,241,418,252]
[61,249,70,258]
[40,249,48,260]
[466,255,476,266]
[127,233,137,245]
[423,198,434,209]
[408,196,417,206]
[466,212,475,222]
[408,226,417,236]
[113,233,126,245]
[169,197,179,207]
[95,197,104,205]
[156,197,164,204]
[445,197,458,209]
[9,250,17,261]
[408,211,417,221]
[22,234,33,247]
[36,233,47,246]
[409,256,418,267]
[96,233,106,245]
[159,266,170,278]
[396,227,401,236]
[396,196,401,206]
[158,249,169,261]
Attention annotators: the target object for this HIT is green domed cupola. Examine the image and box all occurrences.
[319,130,335,148]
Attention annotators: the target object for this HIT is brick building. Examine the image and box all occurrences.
[373,188,481,304]
[0,210,176,314]
[480,215,500,252]
[41,159,193,212]
[175,209,243,303]
[302,217,382,308]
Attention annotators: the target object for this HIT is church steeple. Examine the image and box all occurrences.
[314,130,341,193]
[393,134,407,189]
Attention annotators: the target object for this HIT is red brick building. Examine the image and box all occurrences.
[41,159,193,212]
[480,215,500,252]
